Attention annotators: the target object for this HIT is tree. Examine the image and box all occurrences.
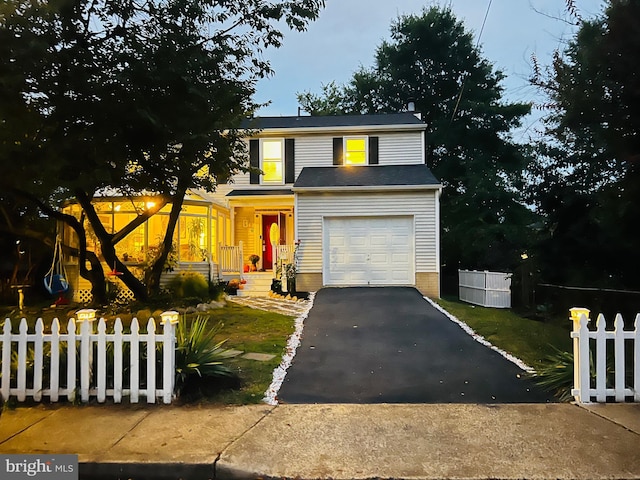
[0,0,325,303]
[529,0,640,289]
[298,6,537,283]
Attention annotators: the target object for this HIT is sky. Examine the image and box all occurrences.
[254,0,606,140]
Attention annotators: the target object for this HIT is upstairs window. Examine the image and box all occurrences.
[261,139,284,183]
[344,137,367,165]
[333,136,378,165]
[249,138,295,185]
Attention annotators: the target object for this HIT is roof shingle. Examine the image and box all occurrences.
[293,165,440,189]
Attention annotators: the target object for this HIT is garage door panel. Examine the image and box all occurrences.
[370,252,390,265]
[391,234,410,247]
[370,235,388,247]
[348,252,368,264]
[324,216,414,286]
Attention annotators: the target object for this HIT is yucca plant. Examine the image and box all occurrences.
[174,315,235,395]
[531,346,597,402]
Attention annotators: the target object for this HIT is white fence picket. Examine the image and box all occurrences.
[113,319,123,403]
[635,314,640,402]
[97,320,107,403]
[33,319,44,402]
[571,310,640,403]
[146,319,156,404]
[50,319,60,402]
[1,320,11,401]
[17,320,27,402]
[66,319,76,402]
[130,318,140,403]
[0,314,176,405]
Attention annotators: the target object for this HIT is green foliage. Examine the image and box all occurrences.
[168,272,209,299]
[529,0,640,290]
[436,297,571,372]
[0,0,325,301]
[208,280,226,302]
[530,347,577,402]
[174,315,235,395]
[297,6,536,276]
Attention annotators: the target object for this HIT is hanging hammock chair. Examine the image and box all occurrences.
[44,236,69,295]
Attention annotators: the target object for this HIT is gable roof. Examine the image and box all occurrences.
[293,165,441,191]
[241,113,426,134]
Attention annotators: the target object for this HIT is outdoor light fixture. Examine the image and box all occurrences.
[76,309,97,322]
[569,307,590,325]
[160,311,180,325]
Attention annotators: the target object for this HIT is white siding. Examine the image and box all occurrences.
[294,136,334,177]
[296,191,438,278]
[225,132,425,187]
[378,132,424,165]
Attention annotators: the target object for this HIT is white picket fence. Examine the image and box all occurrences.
[458,269,511,308]
[571,310,640,403]
[1,313,176,404]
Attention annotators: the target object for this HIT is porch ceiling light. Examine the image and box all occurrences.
[76,309,97,322]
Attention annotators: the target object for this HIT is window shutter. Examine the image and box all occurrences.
[333,137,343,165]
[285,138,295,183]
[249,139,260,184]
[368,136,379,165]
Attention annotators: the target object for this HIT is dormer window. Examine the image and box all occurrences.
[333,136,379,166]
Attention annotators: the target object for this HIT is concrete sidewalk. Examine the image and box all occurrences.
[1,402,639,479]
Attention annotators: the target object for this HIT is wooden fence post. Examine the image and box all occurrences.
[160,311,179,405]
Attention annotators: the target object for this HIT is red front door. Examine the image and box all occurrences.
[262,215,278,270]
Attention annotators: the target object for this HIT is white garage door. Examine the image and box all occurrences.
[324,216,414,286]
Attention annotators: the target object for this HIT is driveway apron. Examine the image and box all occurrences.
[277,287,554,404]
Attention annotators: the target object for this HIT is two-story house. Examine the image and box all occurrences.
[63,112,442,302]
[216,112,442,297]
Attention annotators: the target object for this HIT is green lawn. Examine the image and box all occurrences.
[434,297,572,372]
[1,301,296,406]
[186,303,295,405]
[2,296,575,405]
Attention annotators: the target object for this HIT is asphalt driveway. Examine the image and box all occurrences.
[277,287,554,404]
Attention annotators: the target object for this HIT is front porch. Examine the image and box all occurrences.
[219,243,298,297]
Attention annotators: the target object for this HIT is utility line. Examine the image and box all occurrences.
[449,0,493,124]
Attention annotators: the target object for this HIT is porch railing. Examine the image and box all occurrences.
[277,244,296,265]
[219,241,243,275]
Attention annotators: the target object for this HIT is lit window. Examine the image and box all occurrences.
[344,137,367,165]
[262,140,283,183]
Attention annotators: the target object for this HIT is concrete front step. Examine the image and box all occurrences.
[238,272,276,297]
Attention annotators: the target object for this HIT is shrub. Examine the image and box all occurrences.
[208,280,226,301]
[168,271,209,299]
[174,315,236,396]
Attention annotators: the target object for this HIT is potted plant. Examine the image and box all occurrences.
[249,254,260,271]
[283,262,296,295]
